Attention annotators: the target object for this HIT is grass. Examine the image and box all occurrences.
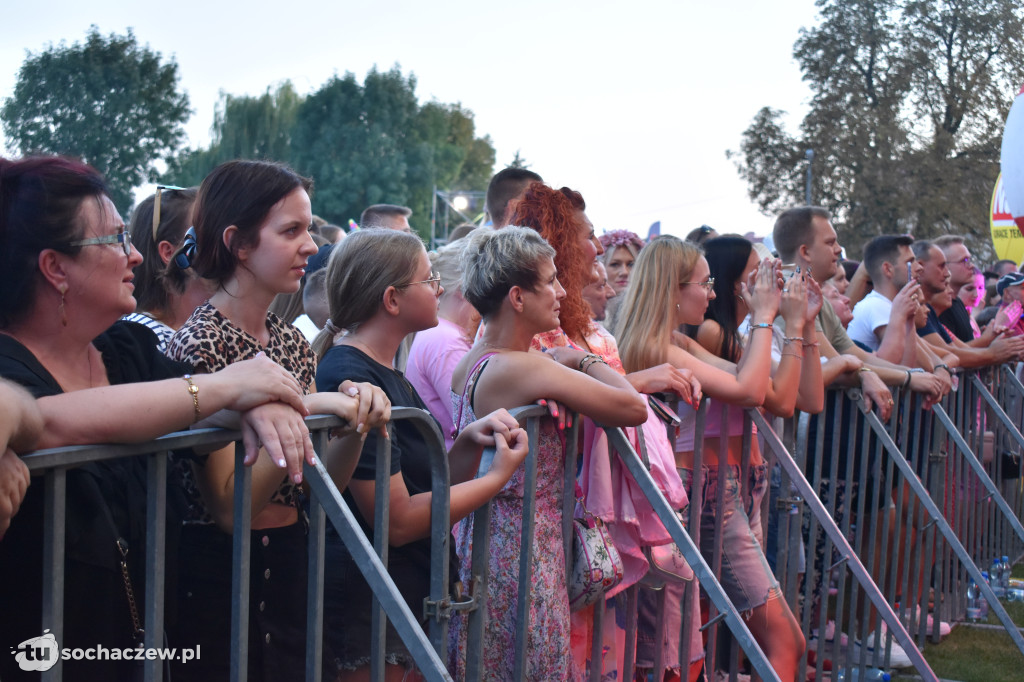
[890,563,1024,682]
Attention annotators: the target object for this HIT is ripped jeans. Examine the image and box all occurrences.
[680,463,781,613]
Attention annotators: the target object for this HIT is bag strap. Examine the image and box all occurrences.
[95,493,145,641]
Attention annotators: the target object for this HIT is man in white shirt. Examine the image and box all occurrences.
[848,234,922,365]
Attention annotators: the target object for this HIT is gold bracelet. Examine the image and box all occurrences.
[183,374,201,423]
[857,367,874,373]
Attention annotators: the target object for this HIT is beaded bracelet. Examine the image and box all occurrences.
[750,322,773,331]
[783,336,804,345]
[581,355,607,374]
[802,340,820,348]
[577,353,601,372]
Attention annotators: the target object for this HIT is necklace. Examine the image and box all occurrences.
[477,340,516,353]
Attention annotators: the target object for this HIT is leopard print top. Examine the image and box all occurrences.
[167,301,316,524]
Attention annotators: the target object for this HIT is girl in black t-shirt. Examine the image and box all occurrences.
[312,229,530,680]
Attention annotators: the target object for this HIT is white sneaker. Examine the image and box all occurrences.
[901,606,952,637]
[853,628,913,668]
[808,620,850,650]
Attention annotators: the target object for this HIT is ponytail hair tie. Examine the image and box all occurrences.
[325,319,341,335]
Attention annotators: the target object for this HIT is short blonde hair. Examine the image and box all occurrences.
[460,226,556,319]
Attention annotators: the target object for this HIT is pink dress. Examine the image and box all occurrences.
[448,355,582,682]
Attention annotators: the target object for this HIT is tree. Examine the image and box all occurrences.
[289,66,495,236]
[169,82,302,187]
[730,0,1024,259]
[291,68,416,227]
[1,27,190,213]
[166,65,495,238]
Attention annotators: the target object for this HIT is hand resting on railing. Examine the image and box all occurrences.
[348,410,529,547]
[199,380,391,531]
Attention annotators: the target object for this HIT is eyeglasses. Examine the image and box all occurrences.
[954,256,973,267]
[152,184,187,241]
[681,277,715,291]
[397,271,442,294]
[70,228,132,256]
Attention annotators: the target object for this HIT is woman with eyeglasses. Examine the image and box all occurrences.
[124,185,213,352]
[0,156,323,681]
[165,160,390,681]
[615,235,810,682]
[311,229,531,681]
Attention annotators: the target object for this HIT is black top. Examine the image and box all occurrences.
[938,297,975,343]
[0,321,191,671]
[316,344,443,569]
[918,306,953,344]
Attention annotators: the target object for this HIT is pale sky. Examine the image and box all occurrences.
[0,0,819,239]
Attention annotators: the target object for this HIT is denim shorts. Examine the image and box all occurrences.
[681,463,781,613]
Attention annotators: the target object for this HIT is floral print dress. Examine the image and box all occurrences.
[448,354,582,682]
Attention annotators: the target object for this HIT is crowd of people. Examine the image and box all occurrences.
[1,154,1022,682]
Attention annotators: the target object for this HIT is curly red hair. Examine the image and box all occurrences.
[507,183,594,341]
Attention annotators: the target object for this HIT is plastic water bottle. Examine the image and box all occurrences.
[1001,556,1012,596]
[836,667,891,681]
[1006,588,1024,602]
[980,571,991,620]
[992,558,1006,599]
[967,579,982,621]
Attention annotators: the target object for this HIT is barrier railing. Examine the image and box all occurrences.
[456,404,778,681]
[762,369,1024,682]
[21,410,453,682]
[18,365,1024,681]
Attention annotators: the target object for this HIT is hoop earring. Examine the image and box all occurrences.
[58,285,68,327]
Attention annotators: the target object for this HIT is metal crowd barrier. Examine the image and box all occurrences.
[23,367,1024,682]
[458,404,778,682]
[762,367,1024,682]
[23,410,454,682]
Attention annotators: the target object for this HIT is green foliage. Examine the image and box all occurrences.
[169,82,302,187]
[1,26,190,214]
[730,0,1024,260]
[167,65,494,239]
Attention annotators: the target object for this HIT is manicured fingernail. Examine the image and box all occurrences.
[347,387,358,396]
[277,458,286,467]
[293,472,303,484]
[796,266,801,273]
[357,423,366,434]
